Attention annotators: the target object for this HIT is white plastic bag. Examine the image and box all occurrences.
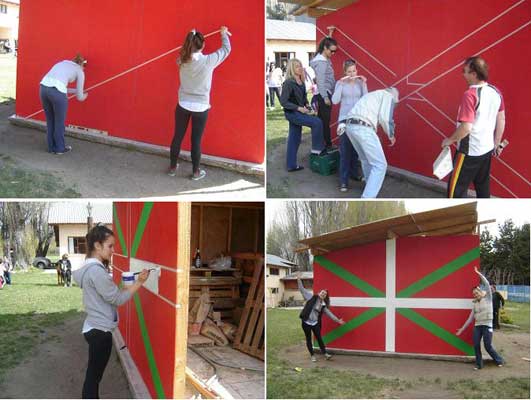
[433,146,453,180]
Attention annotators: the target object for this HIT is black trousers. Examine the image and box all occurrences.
[82,329,113,399]
[301,321,326,356]
[447,150,492,198]
[170,104,209,172]
[493,308,500,329]
[316,94,332,147]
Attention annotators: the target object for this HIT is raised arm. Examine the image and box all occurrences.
[297,274,313,301]
[475,266,492,302]
[205,28,231,69]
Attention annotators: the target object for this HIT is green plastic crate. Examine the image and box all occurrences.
[310,150,339,176]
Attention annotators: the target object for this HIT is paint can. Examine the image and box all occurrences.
[122,272,135,286]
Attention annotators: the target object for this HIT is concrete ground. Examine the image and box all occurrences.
[187,345,265,399]
[0,314,131,399]
[0,102,264,199]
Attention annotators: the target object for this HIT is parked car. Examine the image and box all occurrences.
[33,257,54,269]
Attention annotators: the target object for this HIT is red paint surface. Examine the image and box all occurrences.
[113,202,131,257]
[396,235,479,298]
[112,202,182,398]
[318,0,531,197]
[314,241,386,296]
[16,1,264,164]
[313,236,476,355]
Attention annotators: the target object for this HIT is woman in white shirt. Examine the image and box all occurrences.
[39,54,88,154]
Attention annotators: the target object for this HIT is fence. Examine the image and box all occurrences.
[497,285,530,303]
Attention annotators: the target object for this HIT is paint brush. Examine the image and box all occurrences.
[133,268,157,275]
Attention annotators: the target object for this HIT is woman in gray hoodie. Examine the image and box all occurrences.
[73,225,150,398]
[168,27,231,181]
[456,266,504,369]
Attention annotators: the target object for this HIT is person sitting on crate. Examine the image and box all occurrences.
[280,58,326,172]
[59,254,73,287]
[338,87,399,198]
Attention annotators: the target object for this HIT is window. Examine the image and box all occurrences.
[68,236,87,254]
[274,52,295,72]
[270,267,279,275]
[271,288,279,294]
[308,52,316,62]
[0,5,7,13]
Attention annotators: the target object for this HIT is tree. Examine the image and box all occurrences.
[267,3,288,20]
[267,201,407,270]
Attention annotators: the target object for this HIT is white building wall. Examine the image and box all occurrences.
[57,223,112,269]
[266,264,291,307]
[266,39,316,68]
[0,1,19,42]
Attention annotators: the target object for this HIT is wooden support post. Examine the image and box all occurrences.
[173,202,191,400]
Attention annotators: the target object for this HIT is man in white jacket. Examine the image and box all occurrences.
[339,87,399,198]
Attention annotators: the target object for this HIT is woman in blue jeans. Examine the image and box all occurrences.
[331,59,367,192]
[40,54,88,154]
[456,266,504,369]
[280,58,326,172]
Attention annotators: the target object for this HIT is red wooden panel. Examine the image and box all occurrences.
[113,202,131,257]
[16,0,264,163]
[318,0,531,197]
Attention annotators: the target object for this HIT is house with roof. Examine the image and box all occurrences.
[280,270,314,304]
[0,0,19,49]
[48,202,113,269]
[266,19,316,69]
[267,253,303,307]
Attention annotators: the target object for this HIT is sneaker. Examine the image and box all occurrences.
[191,169,206,181]
[55,145,72,155]
[167,166,178,177]
[497,363,504,367]
[325,353,333,360]
[310,355,317,362]
[474,366,482,370]
[340,184,348,192]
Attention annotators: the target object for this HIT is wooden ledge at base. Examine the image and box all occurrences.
[324,347,476,363]
[9,115,264,177]
[112,329,151,399]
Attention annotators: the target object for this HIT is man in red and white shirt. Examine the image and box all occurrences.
[442,56,506,198]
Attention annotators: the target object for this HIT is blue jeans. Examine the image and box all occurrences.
[473,325,504,368]
[339,133,361,185]
[284,111,325,170]
[40,84,68,153]
[345,124,387,198]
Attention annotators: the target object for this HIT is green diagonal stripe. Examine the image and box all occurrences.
[397,308,474,356]
[315,256,385,297]
[133,293,166,398]
[397,247,479,298]
[130,202,154,258]
[320,308,385,345]
[113,204,128,257]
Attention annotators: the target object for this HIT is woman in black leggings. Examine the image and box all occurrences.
[169,26,231,180]
[297,273,345,362]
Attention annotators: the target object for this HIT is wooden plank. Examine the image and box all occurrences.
[174,202,191,400]
[185,367,216,399]
[227,207,233,254]
[203,206,231,263]
[188,335,215,347]
[243,268,264,349]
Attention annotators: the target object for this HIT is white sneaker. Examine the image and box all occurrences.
[191,169,206,181]
[325,353,333,360]
[310,355,317,362]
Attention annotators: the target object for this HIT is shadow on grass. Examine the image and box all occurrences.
[0,309,83,385]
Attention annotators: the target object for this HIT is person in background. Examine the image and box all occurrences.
[2,255,12,285]
[168,26,231,181]
[491,284,505,330]
[310,37,338,151]
[297,272,345,362]
[267,62,283,110]
[280,58,326,172]
[73,225,150,398]
[332,59,367,192]
[456,267,504,369]
[40,54,88,154]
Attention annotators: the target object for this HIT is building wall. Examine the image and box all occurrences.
[266,39,316,68]
[266,264,290,307]
[16,0,264,164]
[56,223,112,269]
[0,1,19,41]
[313,235,479,356]
[283,279,312,302]
[318,0,531,197]
[113,202,184,399]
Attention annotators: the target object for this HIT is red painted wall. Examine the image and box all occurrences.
[16,1,264,164]
[314,235,479,356]
[113,202,180,399]
[318,0,530,197]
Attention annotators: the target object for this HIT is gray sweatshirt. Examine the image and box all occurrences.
[72,258,131,332]
[331,79,368,122]
[178,32,231,108]
[310,53,335,101]
[460,271,494,330]
[40,60,86,100]
[298,278,341,325]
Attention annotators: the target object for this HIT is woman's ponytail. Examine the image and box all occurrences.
[180,30,205,64]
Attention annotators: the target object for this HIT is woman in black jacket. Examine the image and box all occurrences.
[280,59,326,172]
[297,273,345,362]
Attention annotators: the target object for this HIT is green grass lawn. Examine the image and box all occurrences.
[0,154,81,197]
[0,54,17,103]
[267,307,530,399]
[0,269,83,384]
